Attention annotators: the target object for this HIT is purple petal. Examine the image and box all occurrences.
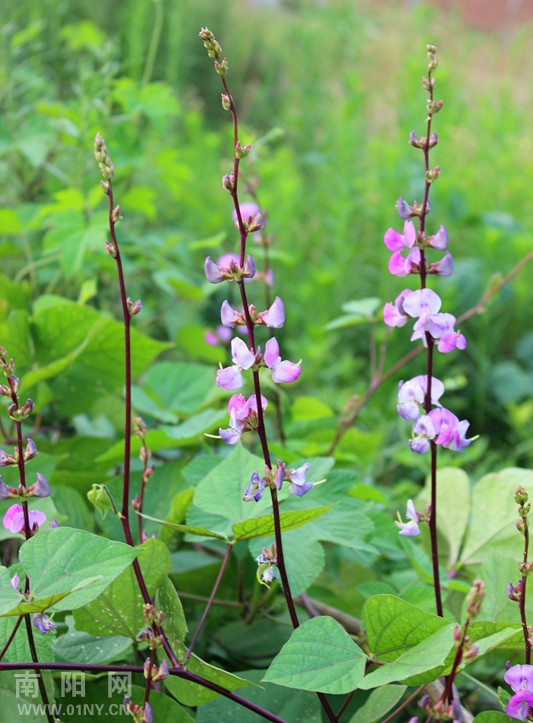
[204,257,223,283]
[216,366,243,390]
[388,252,409,277]
[430,225,448,250]
[263,297,285,328]
[505,664,533,693]
[403,288,442,318]
[244,254,256,278]
[403,221,416,247]
[383,303,408,328]
[271,360,301,384]
[384,228,405,252]
[221,300,238,327]
[405,499,418,522]
[506,690,533,720]
[219,426,242,445]
[398,520,421,536]
[10,574,20,590]
[231,338,255,369]
[397,197,412,220]
[33,473,50,498]
[431,251,454,276]
[264,337,280,369]
[32,613,56,634]
[409,436,431,454]
[0,478,10,500]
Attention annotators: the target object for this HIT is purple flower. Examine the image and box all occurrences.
[258,296,285,328]
[506,665,533,693]
[204,253,256,283]
[427,225,448,250]
[0,449,16,466]
[396,197,414,220]
[288,463,312,496]
[3,504,46,535]
[388,248,423,277]
[429,251,453,277]
[0,477,11,500]
[11,574,20,590]
[384,221,416,252]
[402,288,442,317]
[32,613,56,634]
[410,408,472,454]
[263,338,301,383]
[24,438,38,461]
[143,703,153,723]
[32,473,50,498]
[397,375,445,420]
[507,690,533,721]
[232,202,265,233]
[243,471,265,502]
[216,338,256,390]
[220,300,240,327]
[383,289,414,328]
[395,499,421,536]
[219,393,268,445]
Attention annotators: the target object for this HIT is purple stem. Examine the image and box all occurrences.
[519,517,531,664]
[0,662,286,723]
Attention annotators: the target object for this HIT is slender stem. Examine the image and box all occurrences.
[0,615,23,661]
[428,441,443,617]
[24,615,54,723]
[439,620,471,704]
[184,543,233,662]
[0,662,287,723]
[381,686,424,723]
[335,690,356,719]
[519,517,531,664]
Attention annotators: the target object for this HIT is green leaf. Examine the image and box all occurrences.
[156,576,188,647]
[196,668,322,722]
[0,528,138,616]
[73,538,170,638]
[473,714,513,722]
[416,467,470,567]
[0,614,56,663]
[359,624,455,688]
[263,616,366,693]
[164,654,252,706]
[144,361,217,414]
[460,468,533,567]
[364,595,450,662]
[137,512,229,541]
[53,618,131,664]
[232,506,332,541]
[348,685,407,723]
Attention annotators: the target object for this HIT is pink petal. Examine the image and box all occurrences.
[231,338,255,369]
[272,360,301,384]
[216,366,243,391]
[220,300,238,327]
[388,252,409,277]
[403,288,442,318]
[204,257,223,283]
[403,221,416,247]
[384,228,405,252]
[429,225,448,250]
[383,303,408,328]
[263,297,285,328]
[264,337,280,369]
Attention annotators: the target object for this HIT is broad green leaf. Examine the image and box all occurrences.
[348,685,407,723]
[0,528,138,616]
[232,506,331,541]
[53,618,131,664]
[364,595,450,662]
[156,576,188,646]
[196,668,321,722]
[477,551,533,624]
[291,396,334,421]
[359,624,455,688]
[417,467,470,567]
[460,468,533,567]
[0,671,49,722]
[144,361,218,414]
[473,714,512,722]
[263,616,366,693]
[73,538,170,638]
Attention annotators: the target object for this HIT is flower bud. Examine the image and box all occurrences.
[0,449,16,466]
[143,603,164,626]
[105,240,117,257]
[235,140,252,159]
[515,486,529,506]
[132,495,141,512]
[221,93,231,110]
[32,473,51,498]
[222,173,235,192]
[87,483,113,519]
[112,205,120,223]
[214,57,229,76]
[127,298,142,317]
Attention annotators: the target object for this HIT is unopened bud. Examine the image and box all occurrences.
[221,94,231,111]
[515,486,529,506]
[453,624,462,643]
[428,132,439,148]
[105,240,117,257]
[24,438,38,461]
[8,398,34,421]
[127,298,142,317]
[112,205,120,223]
[409,131,425,149]
[222,173,234,192]
[8,376,20,395]
[143,603,164,627]
[214,57,229,77]
[133,417,147,437]
[426,166,441,183]
[235,140,252,159]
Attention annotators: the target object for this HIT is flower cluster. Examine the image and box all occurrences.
[243,461,313,503]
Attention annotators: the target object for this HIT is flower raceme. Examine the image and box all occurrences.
[410,407,472,454]
[221,296,285,329]
[219,393,268,445]
[243,461,313,502]
[385,220,452,278]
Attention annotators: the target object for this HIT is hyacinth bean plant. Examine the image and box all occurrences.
[1,25,533,723]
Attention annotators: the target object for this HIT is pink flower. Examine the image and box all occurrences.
[384,221,416,251]
[204,254,256,283]
[428,251,454,277]
[505,665,533,720]
[388,248,422,277]
[427,225,448,250]
[219,393,268,445]
[397,375,444,420]
[287,463,312,496]
[264,338,301,383]
[410,408,472,454]
[3,504,46,535]
[383,289,414,328]
[258,297,285,328]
